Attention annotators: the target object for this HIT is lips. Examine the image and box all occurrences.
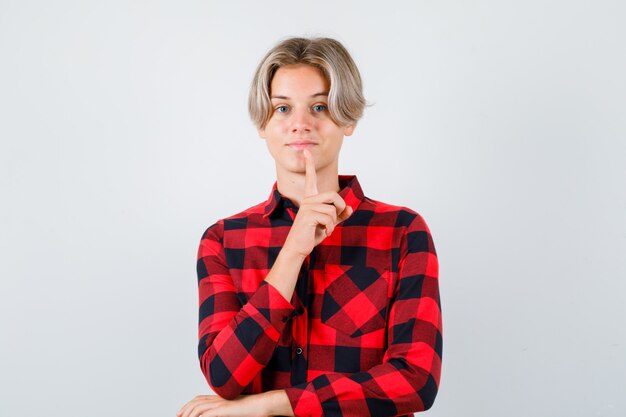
[288,140,317,145]
[287,141,317,149]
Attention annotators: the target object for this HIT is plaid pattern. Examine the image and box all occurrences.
[197,175,442,416]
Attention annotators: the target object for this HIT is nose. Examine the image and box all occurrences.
[290,107,313,134]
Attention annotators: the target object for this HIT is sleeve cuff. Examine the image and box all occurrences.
[241,281,295,338]
[285,384,323,417]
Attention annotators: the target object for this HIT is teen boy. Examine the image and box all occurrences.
[178,37,442,417]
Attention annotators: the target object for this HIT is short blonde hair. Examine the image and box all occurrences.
[248,37,366,129]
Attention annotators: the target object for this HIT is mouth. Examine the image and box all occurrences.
[287,141,317,150]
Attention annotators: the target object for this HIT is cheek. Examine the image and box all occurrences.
[264,133,287,158]
[320,124,343,140]
[265,143,284,164]
[262,124,281,143]
[269,120,289,135]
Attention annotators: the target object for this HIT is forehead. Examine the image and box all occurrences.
[270,64,329,97]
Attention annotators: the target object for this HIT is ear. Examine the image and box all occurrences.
[258,126,266,139]
[343,123,356,137]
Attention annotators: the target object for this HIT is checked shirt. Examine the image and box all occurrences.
[197,175,442,417]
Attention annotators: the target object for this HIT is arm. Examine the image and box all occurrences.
[197,222,297,399]
[197,150,352,400]
[284,213,442,417]
[177,390,294,417]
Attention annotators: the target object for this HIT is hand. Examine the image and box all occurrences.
[282,149,353,258]
[176,394,268,417]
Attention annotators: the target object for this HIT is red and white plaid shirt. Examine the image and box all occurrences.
[197,175,442,416]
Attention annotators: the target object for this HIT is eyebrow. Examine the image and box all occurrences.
[270,92,329,99]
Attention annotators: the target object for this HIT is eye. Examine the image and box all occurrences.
[275,105,289,113]
[312,104,327,113]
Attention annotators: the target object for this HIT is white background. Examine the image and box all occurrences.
[1,1,625,416]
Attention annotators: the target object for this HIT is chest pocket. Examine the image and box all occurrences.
[321,264,390,337]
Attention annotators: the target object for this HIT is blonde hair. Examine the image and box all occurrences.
[248,37,366,129]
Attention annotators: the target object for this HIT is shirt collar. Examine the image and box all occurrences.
[262,175,365,218]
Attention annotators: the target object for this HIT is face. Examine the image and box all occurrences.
[258,64,355,178]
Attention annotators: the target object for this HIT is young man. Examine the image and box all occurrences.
[178,37,442,417]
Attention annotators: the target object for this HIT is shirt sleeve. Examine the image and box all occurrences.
[284,211,442,417]
[196,221,295,399]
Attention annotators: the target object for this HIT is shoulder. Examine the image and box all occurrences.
[355,196,432,233]
[353,196,436,259]
[200,199,268,241]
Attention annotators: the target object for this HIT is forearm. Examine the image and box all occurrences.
[286,357,440,417]
[177,390,295,417]
[200,280,294,398]
[198,247,305,398]
[259,390,295,417]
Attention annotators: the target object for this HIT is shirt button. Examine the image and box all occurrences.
[295,347,303,355]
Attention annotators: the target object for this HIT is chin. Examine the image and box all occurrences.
[276,160,306,174]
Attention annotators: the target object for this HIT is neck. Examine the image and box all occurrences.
[276,164,340,207]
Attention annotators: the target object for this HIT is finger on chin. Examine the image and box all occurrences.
[303,149,318,196]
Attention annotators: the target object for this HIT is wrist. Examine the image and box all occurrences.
[279,246,307,263]
[260,390,293,417]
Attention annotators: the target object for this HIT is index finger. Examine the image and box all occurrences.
[303,149,318,197]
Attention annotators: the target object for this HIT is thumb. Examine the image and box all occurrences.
[338,205,353,223]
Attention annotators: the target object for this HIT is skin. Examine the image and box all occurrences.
[177,63,355,417]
